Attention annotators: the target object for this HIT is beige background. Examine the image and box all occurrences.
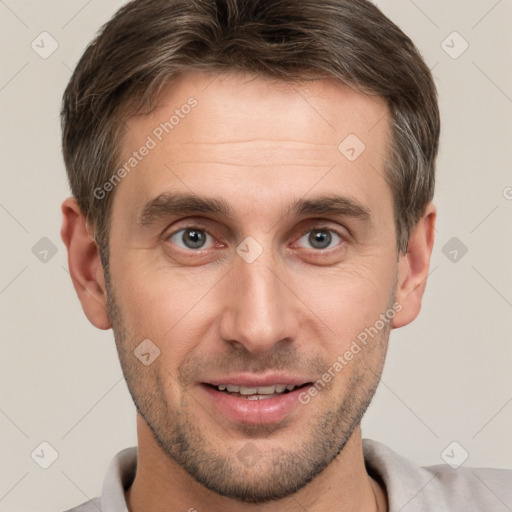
[0,0,511,510]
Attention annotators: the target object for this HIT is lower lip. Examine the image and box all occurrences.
[200,384,307,424]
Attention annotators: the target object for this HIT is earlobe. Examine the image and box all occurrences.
[392,203,436,329]
[60,197,111,330]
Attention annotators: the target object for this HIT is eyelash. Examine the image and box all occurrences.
[164,224,346,253]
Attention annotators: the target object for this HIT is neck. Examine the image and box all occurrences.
[126,415,387,512]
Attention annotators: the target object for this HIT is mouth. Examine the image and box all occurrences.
[199,379,314,424]
[204,383,310,400]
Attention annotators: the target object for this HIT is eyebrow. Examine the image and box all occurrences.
[138,192,371,227]
[139,193,232,226]
[287,195,371,221]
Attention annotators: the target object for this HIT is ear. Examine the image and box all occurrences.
[392,203,436,329]
[60,197,111,330]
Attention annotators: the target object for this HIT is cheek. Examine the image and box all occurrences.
[109,233,398,355]
[111,261,222,354]
[292,260,397,339]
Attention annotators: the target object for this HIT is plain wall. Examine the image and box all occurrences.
[0,1,511,510]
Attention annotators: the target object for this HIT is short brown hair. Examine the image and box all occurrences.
[61,0,439,265]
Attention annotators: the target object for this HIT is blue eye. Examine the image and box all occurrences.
[297,229,342,250]
[168,228,214,250]
[166,227,343,253]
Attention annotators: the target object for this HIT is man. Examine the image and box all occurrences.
[60,0,511,511]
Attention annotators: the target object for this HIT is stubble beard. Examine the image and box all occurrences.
[105,268,392,503]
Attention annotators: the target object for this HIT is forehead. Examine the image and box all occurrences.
[115,71,390,221]
[131,70,387,146]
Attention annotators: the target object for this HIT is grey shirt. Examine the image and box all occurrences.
[65,439,512,511]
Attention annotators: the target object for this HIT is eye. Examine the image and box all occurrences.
[297,229,343,250]
[167,228,215,250]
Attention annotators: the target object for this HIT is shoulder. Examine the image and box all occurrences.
[363,439,512,512]
[62,446,137,512]
[422,463,512,511]
[62,497,101,512]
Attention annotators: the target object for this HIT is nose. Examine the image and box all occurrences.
[218,251,300,354]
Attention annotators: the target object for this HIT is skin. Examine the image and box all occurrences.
[61,71,436,512]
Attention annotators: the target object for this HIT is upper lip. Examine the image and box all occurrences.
[203,373,313,387]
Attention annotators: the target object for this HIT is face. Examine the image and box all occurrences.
[106,71,398,502]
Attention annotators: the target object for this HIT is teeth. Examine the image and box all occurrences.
[216,384,298,394]
[239,387,258,395]
[256,385,276,395]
